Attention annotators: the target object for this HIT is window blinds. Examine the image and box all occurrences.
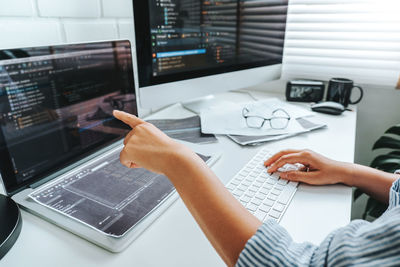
[282,0,400,87]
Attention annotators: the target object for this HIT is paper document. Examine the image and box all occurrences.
[228,116,326,146]
[148,116,217,144]
[200,98,314,136]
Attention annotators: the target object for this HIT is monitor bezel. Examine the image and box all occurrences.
[0,40,136,196]
[133,0,287,88]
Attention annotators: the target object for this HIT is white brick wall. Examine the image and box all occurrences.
[0,0,135,49]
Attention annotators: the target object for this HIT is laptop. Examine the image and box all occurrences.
[0,40,219,252]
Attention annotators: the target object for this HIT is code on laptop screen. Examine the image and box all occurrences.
[0,41,136,194]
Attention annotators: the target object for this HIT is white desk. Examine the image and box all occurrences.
[0,90,355,267]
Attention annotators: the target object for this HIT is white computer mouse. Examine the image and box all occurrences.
[311,101,345,115]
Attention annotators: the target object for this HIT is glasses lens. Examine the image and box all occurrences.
[272,109,289,118]
[246,116,264,128]
[270,118,289,129]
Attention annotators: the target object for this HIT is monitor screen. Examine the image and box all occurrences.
[134,0,288,87]
[0,41,137,194]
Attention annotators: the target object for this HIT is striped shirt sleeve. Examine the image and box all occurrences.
[236,178,400,267]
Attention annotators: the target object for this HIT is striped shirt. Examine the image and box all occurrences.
[236,178,400,267]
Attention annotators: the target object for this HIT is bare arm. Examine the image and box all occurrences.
[265,150,398,203]
[113,110,261,267]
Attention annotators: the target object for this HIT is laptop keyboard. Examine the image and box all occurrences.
[29,151,213,237]
[226,148,298,223]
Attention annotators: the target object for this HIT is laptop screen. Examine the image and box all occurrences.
[0,41,137,195]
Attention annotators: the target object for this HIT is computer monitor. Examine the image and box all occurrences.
[0,41,136,194]
[133,0,288,110]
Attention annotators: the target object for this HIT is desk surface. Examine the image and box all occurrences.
[0,90,355,267]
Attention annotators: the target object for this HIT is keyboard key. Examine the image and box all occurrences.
[271,173,280,179]
[269,210,281,219]
[266,179,275,185]
[263,199,274,207]
[231,179,241,186]
[267,194,277,201]
[254,210,267,221]
[248,186,258,193]
[251,198,262,206]
[246,203,258,212]
[240,195,251,203]
[266,215,278,222]
[277,179,288,185]
[233,189,245,197]
[263,184,273,190]
[270,189,281,196]
[245,178,254,183]
[259,188,269,195]
[257,178,267,185]
[274,184,285,191]
[254,181,263,187]
[226,184,236,191]
[255,193,266,200]
[245,191,255,197]
[249,172,258,178]
[255,166,264,172]
[238,171,247,177]
[277,186,296,204]
[238,184,248,191]
[259,204,271,213]
[242,180,251,187]
[273,203,285,212]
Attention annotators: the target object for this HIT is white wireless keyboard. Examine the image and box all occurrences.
[226,148,298,222]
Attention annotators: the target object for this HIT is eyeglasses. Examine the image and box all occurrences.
[242,107,291,129]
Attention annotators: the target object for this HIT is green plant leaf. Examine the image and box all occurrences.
[371,154,400,169]
[363,197,386,220]
[373,136,400,150]
[353,188,364,200]
[385,125,400,135]
[389,151,400,156]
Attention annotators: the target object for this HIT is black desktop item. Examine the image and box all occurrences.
[327,78,363,107]
[311,101,345,115]
[286,80,325,102]
[0,195,22,260]
[133,0,289,87]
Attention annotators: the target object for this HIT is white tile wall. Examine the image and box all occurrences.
[102,0,133,18]
[64,21,118,42]
[38,0,101,18]
[0,0,34,16]
[0,0,135,48]
[0,19,62,48]
[118,21,135,42]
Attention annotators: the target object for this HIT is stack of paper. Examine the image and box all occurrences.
[199,98,326,145]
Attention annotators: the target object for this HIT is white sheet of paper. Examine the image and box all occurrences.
[200,98,314,136]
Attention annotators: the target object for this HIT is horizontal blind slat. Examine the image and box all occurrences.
[285,48,400,61]
[285,40,400,51]
[286,32,400,42]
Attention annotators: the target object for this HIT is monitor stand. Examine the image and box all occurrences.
[0,195,22,260]
[181,90,255,114]
[181,95,219,114]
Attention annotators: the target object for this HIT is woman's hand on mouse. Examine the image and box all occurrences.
[264,149,353,186]
[113,110,196,175]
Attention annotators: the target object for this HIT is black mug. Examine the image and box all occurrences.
[327,78,363,107]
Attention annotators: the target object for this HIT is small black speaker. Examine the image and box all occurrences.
[0,194,22,260]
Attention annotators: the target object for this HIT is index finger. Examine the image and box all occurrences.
[264,149,302,166]
[113,110,144,128]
